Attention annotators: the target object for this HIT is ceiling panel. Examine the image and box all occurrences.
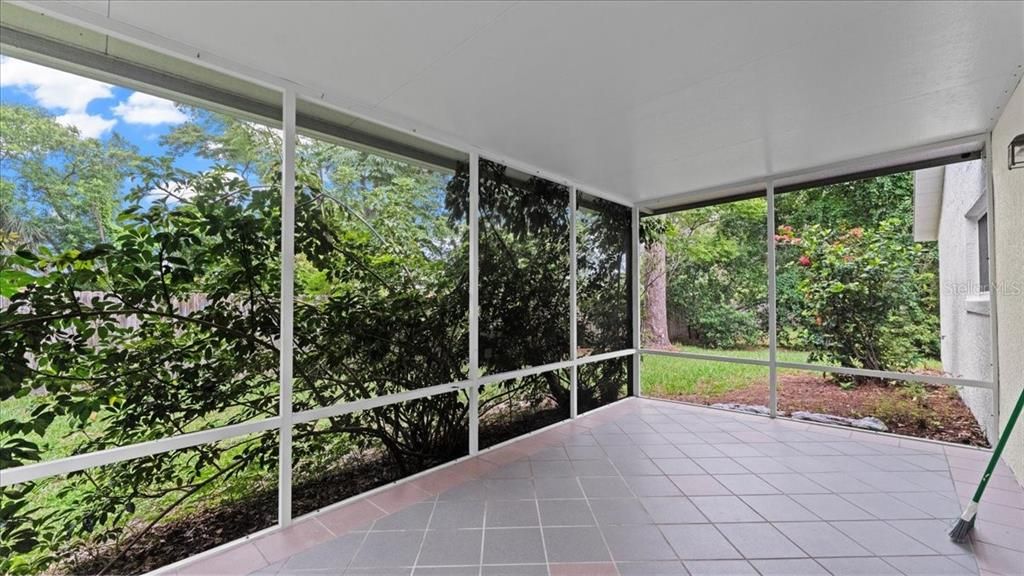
[28,0,1024,204]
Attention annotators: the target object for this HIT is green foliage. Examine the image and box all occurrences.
[0,105,139,252]
[660,199,767,349]
[1,99,634,572]
[778,218,938,378]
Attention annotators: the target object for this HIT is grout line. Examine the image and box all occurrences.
[478,499,487,576]
[410,494,440,572]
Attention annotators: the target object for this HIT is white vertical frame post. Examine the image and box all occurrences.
[767,181,778,418]
[278,89,296,526]
[631,206,641,396]
[569,186,579,418]
[468,153,481,454]
[984,134,1001,435]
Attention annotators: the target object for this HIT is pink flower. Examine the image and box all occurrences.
[798,255,812,267]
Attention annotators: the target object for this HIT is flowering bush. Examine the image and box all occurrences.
[779,219,937,381]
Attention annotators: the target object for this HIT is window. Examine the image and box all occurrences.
[978,212,989,292]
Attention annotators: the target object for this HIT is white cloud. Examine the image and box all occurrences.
[55,112,118,139]
[112,92,187,125]
[1,56,117,138]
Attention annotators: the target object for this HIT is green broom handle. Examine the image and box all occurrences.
[971,385,1024,503]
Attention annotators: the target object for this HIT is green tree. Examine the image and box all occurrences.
[0,105,138,251]
[659,199,767,349]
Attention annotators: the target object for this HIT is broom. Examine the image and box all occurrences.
[949,385,1024,542]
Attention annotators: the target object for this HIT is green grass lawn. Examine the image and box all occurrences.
[641,346,941,399]
[641,346,808,398]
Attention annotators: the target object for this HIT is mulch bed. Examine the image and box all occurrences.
[657,372,990,447]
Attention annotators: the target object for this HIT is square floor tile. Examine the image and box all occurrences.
[428,500,484,529]
[532,460,576,477]
[815,557,901,575]
[671,475,731,496]
[615,561,687,575]
[543,526,611,562]
[641,445,685,459]
[883,555,978,575]
[716,474,779,495]
[660,524,741,560]
[539,499,595,526]
[654,458,704,475]
[886,520,972,556]
[624,475,682,497]
[693,458,749,475]
[615,459,664,476]
[439,480,486,501]
[740,495,819,522]
[548,562,618,576]
[571,459,618,476]
[581,476,633,498]
[640,497,707,524]
[690,496,763,523]
[483,528,546,565]
[486,499,541,528]
[281,532,364,571]
[590,498,653,525]
[772,522,871,558]
[534,477,584,499]
[481,565,548,576]
[485,479,536,500]
[414,567,478,576]
[679,445,727,458]
[839,493,932,520]
[415,529,482,566]
[749,558,828,575]
[486,462,533,479]
[349,531,424,568]
[372,503,434,531]
[565,446,606,460]
[717,523,806,559]
[758,473,830,495]
[732,457,792,474]
[532,446,569,460]
[683,559,758,575]
[830,521,937,556]
[790,494,873,520]
[601,525,676,561]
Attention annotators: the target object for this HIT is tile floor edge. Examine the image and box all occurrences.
[151,396,637,575]
[639,395,996,453]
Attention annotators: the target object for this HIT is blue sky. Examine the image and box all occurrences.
[1,55,210,174]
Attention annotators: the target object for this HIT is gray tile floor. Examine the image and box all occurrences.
[237,398,1024,576]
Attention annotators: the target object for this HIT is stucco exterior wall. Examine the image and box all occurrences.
[938,161,996,441]
[992,76,1024,486]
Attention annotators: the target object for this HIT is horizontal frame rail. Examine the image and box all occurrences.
[0,416,281,487]
[1,348,638,487]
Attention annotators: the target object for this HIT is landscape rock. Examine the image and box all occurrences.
[790,411,889,432]
[711,403,771,416]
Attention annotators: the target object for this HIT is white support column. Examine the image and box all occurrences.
[631,206,641,397]
[767,181,778,419]
[569,186,579,418]
[278,88,296,526]
[984,134,1001,435]
[468,153,481,454]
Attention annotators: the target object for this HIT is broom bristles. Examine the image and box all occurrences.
[949,501,978,543]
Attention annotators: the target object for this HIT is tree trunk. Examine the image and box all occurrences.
[643,241,671,348]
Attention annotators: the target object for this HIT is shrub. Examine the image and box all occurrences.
[778,219,936,380]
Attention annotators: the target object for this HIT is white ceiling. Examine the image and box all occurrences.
[28,1,1024,204]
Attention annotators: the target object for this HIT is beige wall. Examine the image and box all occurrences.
[992,76,1024,485]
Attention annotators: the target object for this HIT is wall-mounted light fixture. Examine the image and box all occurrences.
[1011,134,1024,170]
